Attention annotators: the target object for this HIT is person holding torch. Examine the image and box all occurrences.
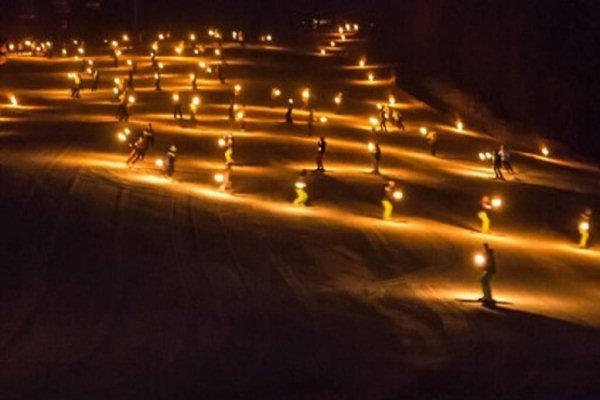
[70,72,82,98]
[315,136,327,173]
[172,93,183,120]
[156,145,177,178]
[220,133,235,166]
[369,142,381,174]
[475,243,497,306]
[478,196,493,233]
[126,135,147,167]
[578,208,592,248]
[153,71,162,91]
[426,130,438,156]
[285,99,294,124]
[293,170,309,207]
[91,68,100,92]
[190,73,198,92]
[189,96,200,122]
[381,180,402,221]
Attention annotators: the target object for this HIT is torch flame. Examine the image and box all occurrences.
[541,146,550,157]
[474,253,486,267]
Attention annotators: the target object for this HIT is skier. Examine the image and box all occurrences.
[493,149,505,180]
[378,105,388,133]
[115,92,130,122]
[71,73,82,98]
[285,99,294,124]
[91,69,100,91]
[578,208,592,248]
[479,243,497,306]
[293,170,309,207]
[478,195,493,233]
[141,123,155,159]
[217,165,233,191]
[223,133,234,166]
[394,110,405,132]
[126,135,147,166]
[189,97,199,122]
[426,130,438,156]
[150,49,157,67]
[190,73,198,91]
[153,72,162,91]
[172,93,183,120]
[127,68,134,90]
[236,105,247,131]
[217,64,225,84]
[315,136,327,172]
[112,48,119,67]
[499,145,514,174]
[163,145,177,177]
[381,181,396,221]
[370,142,381,174]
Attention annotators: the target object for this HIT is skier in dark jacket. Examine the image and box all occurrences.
[315,137,327,172]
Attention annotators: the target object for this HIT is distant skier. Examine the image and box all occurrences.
[126,135,147,166]
[370,142,381,174]
[379,105,388,133]
[499,145,514,174]
[478,195,493,233]
[165,145,177,177]
[479,243,496,306]
[115,93,130,122]
[578,208,592,248]
[112,48,119,67]
[426,130,438,156]
[393,109,405,131]
[315,136,327,172]
[172,93,183,120]
[223,133,234,166]
[217,64,225,84]
[219,164,233,191]
[285,99,294,124]
[381,180,396,221]
[140,123,155,159]
[127,68,134,90]
[71,73,82,98]
[293,169,309,207]
[236,104,247,131]
[190,73,198,91]
[154,72,162,91]
[493,149,505,180]
[189,98,199,122]
[91,69,100,91]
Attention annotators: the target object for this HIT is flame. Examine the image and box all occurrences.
[474,253,486,266]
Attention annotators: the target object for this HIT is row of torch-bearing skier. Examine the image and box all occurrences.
[123,119,593,255]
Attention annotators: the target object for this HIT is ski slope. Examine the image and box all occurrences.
[0,26,599,399]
